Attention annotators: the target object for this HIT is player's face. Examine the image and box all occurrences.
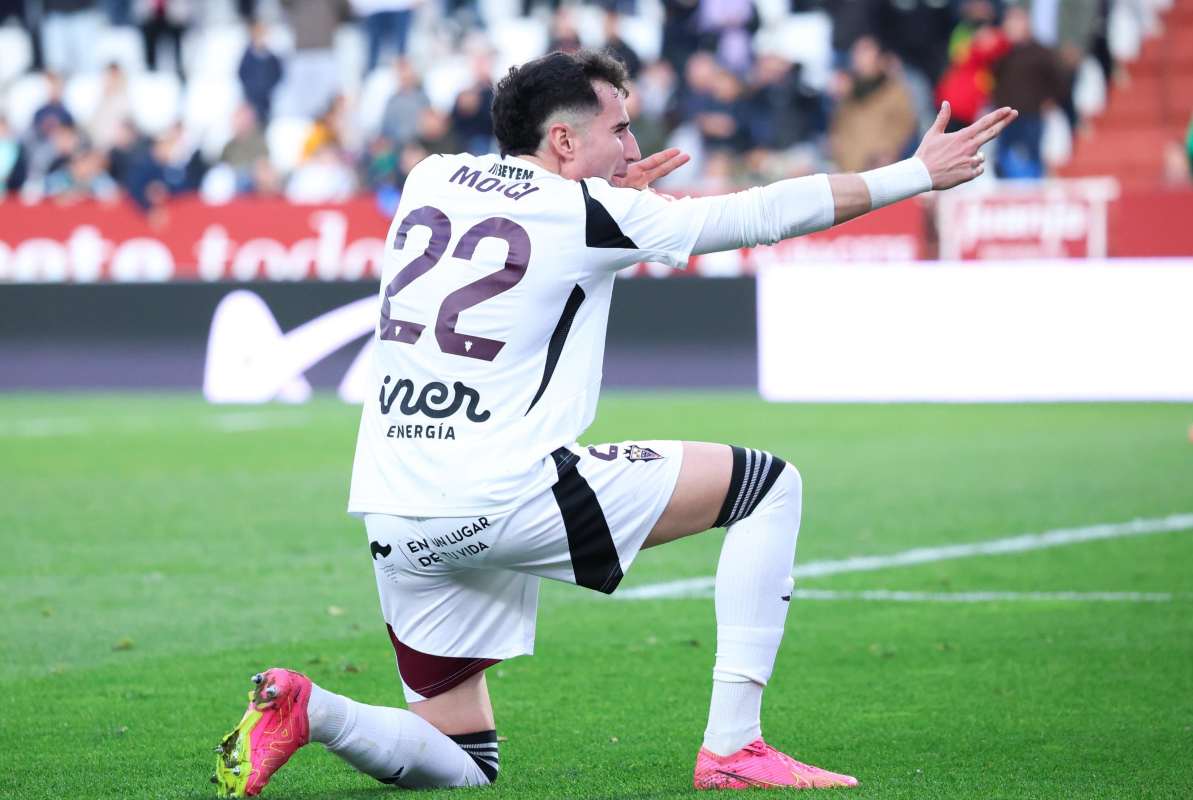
[565,82,641,183]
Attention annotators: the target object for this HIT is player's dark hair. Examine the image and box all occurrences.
[492,49,631,157]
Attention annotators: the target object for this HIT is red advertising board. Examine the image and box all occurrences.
[0,196,390,282]
[0,194,924,282]
[2,182,1191,281]
[936,179,1121,260]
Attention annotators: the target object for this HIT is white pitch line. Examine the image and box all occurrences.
[616,513,1193,600]
[780,589,1167,603]
[207,412,310,433]
[0,418,93,437]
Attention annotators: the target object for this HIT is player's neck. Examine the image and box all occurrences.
[513,152,562,177]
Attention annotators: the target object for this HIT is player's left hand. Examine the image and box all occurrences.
[613,148,691,190]
[915,102,1018,191]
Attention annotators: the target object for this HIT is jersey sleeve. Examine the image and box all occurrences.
[580,178,711,271]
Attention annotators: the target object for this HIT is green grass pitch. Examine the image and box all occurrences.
[3,393,1192,799]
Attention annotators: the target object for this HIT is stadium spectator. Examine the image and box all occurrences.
[24,121,83,199]
[602,10,642,78]
[136,0,192,79]
[819,0,880,67]
[414,107,460,154]
[278,0,348,119]
[745,54,825,155]
[31,72,75,137]
[358,135,399,192]
[992,5,1066,178]
[238,19,284,126]
[300,95,353,163]
[1,0,45,70]
[450,49,496,155]
[936,0,1010,132]
[829,36,917,172]
[22,74,77,195]
[546,7,582,53]
[660,0,700,71]
[379,58,430,149]
[219,104,271,192]
[106,117,151,188]
[124,123,205,212]
[42,0,104,75]
[87,63,132,152]
[696,0,759,75]
[622,71,670,158]
[634,58,682,156]
[352,0,420,73]
[45,144,119,202]
[103,0,132,25]
[236,0,259,22]
[875,0,958,131]
[0,118,29,195]
[682,52,749,153]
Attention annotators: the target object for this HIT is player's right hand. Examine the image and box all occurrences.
[613,147,691,191]
[914,102,1018,191]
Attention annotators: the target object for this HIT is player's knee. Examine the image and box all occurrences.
[713,447,800,528]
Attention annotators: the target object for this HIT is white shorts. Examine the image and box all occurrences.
[364,440,684,702]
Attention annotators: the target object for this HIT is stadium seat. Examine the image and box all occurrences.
[185,24,249,80]
[94,26,147,74]
[265,116,313,173]
[574,5,609,49]
[423,58,473,113]
[183,76,244,161]
[357,66,398,140]
[0,26,33,87]
[477,0,522,30]
[63,72,106,124]
[128,72,183,135]
[756,11,832,92]
[486,18,548,80]
[334,24,367,93]
[618,15,663,64]
[3,72,48,134]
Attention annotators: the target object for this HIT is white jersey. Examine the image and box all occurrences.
[348,153,709,516]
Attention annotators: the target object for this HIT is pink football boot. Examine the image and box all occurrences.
[213,668,312,797]
[694,738,859,790]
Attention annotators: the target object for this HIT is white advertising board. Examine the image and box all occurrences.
[757,260,1193,402]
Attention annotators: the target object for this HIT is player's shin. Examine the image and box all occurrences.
[307,683,495,788]
[704,450,801,756]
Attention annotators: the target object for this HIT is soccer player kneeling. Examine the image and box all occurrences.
[213,49,1014,796]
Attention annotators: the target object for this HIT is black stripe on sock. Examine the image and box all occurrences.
[526,284,586,415]
[450,730,499,783]
[551,447,624,593]
[581,180,638,249]
[713,446,749,528]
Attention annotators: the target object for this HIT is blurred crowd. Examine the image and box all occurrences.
[0,0,1187,216]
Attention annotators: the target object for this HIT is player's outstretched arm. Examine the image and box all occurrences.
[828,102,1018,226]
[686,102,1018,256]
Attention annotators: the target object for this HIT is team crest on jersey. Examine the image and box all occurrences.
[625,445,664,462]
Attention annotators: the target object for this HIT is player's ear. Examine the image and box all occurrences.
[546,121,575,161]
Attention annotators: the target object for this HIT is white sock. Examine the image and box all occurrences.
[703,457,802,756]
[704,677,763,756]
[306,683,492,788]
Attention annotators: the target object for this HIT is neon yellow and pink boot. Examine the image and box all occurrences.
[694,738,858,790]
[213,668,312,797]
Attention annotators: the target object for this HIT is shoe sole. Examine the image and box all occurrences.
[213,695,262,798]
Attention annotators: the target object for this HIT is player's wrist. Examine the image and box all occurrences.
[859,158,934,211]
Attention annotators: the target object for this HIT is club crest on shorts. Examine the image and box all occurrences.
[624,444,663,462]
